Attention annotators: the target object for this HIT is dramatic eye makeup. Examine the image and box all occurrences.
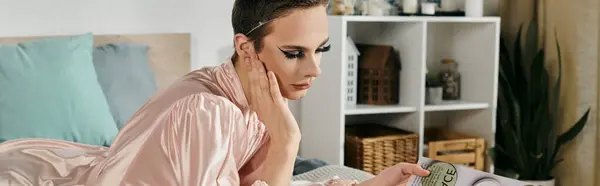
[316,44,331,53]
[278,47,305,59]
[277,43,332,59]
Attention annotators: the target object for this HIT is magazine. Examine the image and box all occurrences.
[407,157,535,186]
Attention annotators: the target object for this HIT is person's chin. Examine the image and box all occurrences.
[284,90,308,100]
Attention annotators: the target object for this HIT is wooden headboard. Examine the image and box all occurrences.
[0,33,191,89]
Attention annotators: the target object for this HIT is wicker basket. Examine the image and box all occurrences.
[344,124,419,175]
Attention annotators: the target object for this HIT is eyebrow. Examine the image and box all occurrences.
[279,37,330,51]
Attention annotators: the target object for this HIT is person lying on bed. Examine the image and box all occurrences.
[0,0,429,185]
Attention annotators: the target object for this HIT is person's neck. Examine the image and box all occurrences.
[233,57,252,107]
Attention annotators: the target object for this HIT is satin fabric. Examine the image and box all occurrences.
[0,61,357,186]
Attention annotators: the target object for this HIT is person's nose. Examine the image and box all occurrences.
[303,56,321,78]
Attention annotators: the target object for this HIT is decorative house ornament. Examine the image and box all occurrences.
[356,44,402,105]
[345,37,360,106]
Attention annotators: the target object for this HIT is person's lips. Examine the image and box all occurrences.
[292,82,311,90]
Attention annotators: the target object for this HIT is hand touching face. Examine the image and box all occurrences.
[244,53,300,143]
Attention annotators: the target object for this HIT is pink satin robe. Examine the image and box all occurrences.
[0,61,359,186]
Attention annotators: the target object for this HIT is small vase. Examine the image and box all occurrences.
[465,0,483,17]
[439,59,461,100]
[426,87,443,104]
[402,0,418,14]
[421,2,437,15]
[522,179,555,186]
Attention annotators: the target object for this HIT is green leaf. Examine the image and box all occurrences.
[529,50,546,155]
[499,68,521,138]
[513,24,531,153]
[513,24,527,93]
[489,145,511,164]
[529,50,545,106]
[557,108,590,146]
[488,147,497,161]
[532,105,545,158]
[495,168,520,180]
[497,77,527,171]
[530,152,543,159]
[500,37,515,85]
[525,20,539,65]
[528,50,550,171]
[546,30,563,169]
[552,158,565,170]
[514,24,523,74]
[495,145,508,156]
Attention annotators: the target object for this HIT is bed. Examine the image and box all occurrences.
[0,33,373,184]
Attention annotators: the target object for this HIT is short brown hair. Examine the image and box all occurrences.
[230,0,329,62]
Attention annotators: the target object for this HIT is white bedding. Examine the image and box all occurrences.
[292,165,375,184]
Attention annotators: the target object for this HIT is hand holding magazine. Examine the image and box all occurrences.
[407,157,535,186]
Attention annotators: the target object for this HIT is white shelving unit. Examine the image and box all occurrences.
[299,15,500,172]
[423,101,489,112]
[345,104,417,115]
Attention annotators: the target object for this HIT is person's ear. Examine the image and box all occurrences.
[234,33,252,59]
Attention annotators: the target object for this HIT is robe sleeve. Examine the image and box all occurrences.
[115,93,248,186]
[170,93,246,186]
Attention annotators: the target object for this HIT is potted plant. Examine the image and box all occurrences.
[425,72,443,104]
[490,20,591,186]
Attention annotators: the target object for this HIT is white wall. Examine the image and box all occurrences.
[0,0,302,120]
[191,0,236,69]
[0,0,235,69]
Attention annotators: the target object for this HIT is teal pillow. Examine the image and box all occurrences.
[93,43,158,129]
[0,33,118,146]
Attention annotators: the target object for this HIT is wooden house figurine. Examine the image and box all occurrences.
[356,44,402,105]
[345,36,360,106]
